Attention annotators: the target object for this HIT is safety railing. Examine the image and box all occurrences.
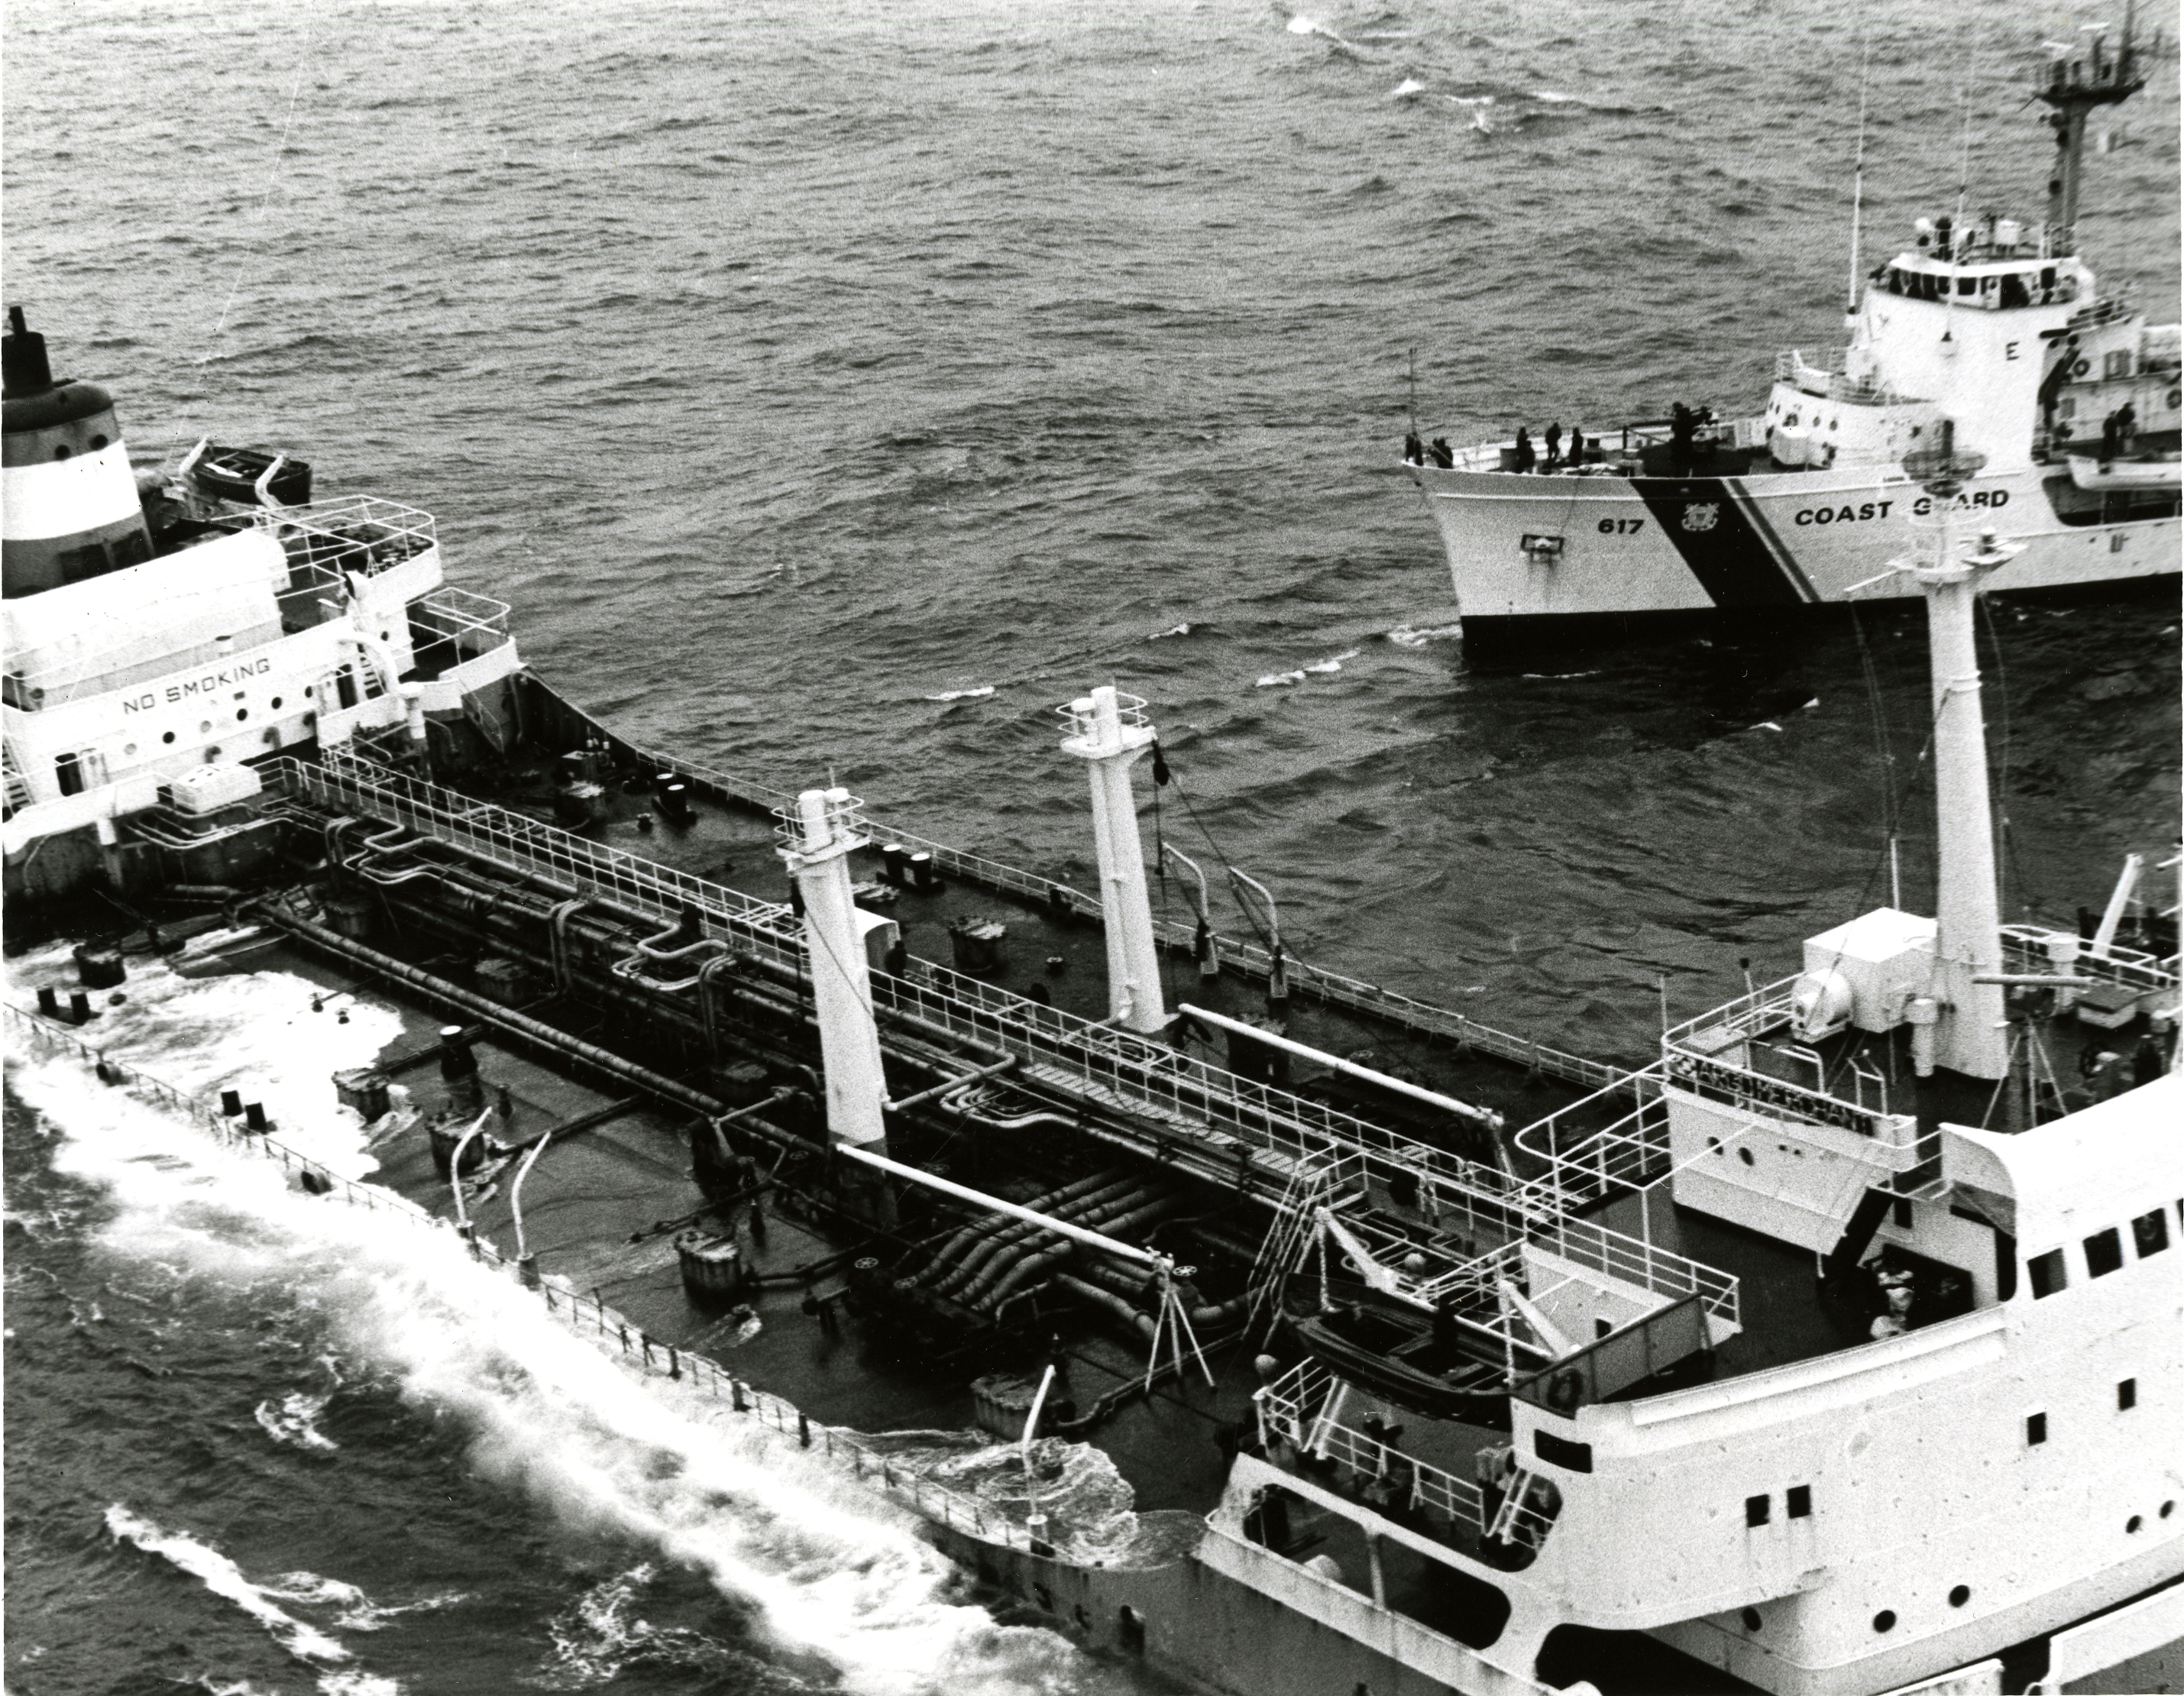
[295,753,802,971]
[1299,1152,1736,1330]
[1513,1063,1671,1199]
[2,1001,1038,1554]
[1662,977,1904,1141]
[411,585,512,653]
[2002,924,2176,996]
[249,495,438,577]
[1253,1359,1554,1550]
[1773,348,1920,408]
[597,739,1632,1095]
[1520,1209,1738,1326]
[285,753,1548,1214]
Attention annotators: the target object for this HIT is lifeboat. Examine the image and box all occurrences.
[2066,452,2182,491]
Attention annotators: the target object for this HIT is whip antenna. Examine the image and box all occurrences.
[1846,28,1873,319]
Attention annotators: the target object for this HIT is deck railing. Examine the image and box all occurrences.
[1662,977,1907,1141]
[1253,1359,1555,1549]
[2001,924,2176,996]
[281,755,1542,1212]
[610,743,1634,1096]
[248,494,438,578]
[3,1002,1039,1553]
[1513,1063,1671,1198]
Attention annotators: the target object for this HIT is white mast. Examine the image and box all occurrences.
[1060,686,1169,1035]
[1895,428,2022,1080]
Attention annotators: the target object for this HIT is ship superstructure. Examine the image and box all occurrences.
[2,310,522,903]
[1403,19,2180,652]
[5,324,2178,1696]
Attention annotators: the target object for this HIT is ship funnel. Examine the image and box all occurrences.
[4,306,54,396]
[2,309,155,598]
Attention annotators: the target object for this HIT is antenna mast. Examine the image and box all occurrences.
[2033,4,2146,254]
[1846,31,1872,321]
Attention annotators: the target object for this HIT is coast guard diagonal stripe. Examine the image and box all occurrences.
[1630,477,1814,607]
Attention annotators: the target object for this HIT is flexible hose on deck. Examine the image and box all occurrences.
[920,1170,1120,1282]
[932,1176,1151,1303]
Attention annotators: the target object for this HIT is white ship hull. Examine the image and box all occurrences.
[1410,458,2181,647]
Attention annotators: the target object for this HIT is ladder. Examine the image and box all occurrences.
[1487,1464,1542,1544]
[1245,1156,1347,1335]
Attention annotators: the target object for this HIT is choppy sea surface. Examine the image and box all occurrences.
[4,1,2178,1691]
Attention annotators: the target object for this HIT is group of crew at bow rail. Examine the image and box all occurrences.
[1405,419,1597,472]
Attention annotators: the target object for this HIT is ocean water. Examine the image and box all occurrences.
[3,1,2178,1690]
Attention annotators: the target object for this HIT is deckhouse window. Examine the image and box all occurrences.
[2027,1248,2068,1298]
[2084,1228,2124,1279]
[2133,1209,2170,1257]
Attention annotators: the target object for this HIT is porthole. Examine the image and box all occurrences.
[270,696,283,710]
[235,708,249,722]
[199,720,212,735]
[1741,1608,1762,1631]
[205,746,222,761]
[1738,1147,1755,1167]
[52,444,71,461]
[122,743,137,757]
[1873,1610,1897,1633]
[2161,1501,2175,1519]
[1949,1585,1970,1608]
[303,685,314,697]
[262,730,280,746]
[89,434,108,451]
[161,731,176,745]
[2127,1515,2144,1534]
[1707,1136,1723,1155]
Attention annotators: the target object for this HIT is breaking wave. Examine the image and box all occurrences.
[105,1505,353,1665]
[10,958,1108,1696]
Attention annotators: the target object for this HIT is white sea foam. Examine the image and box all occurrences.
[316,1675,403,1696]
[1519,671,1603,681]
[1255,669,1306,688]
[10,942,400,1181]
[1303,649,1359,675]
[12,968,1107,1696]
[925,685,996,701]
[1386,621,1462,647]
[105,1505,353,1664]
[256,1389,340,1453]
[1390,77,1424,99]
[260,1570,470,1632]
[1150,621,1192,639]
